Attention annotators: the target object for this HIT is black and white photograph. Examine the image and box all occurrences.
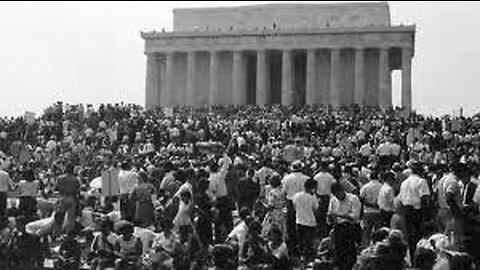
[0,1,480,269]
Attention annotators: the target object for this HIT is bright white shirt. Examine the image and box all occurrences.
[377,142,392,156]
[360,180,382,213]
[292,191,319,227]
[46,140,57,152]
[377,183,395,212]
[437,173,462,209]
[117,170,138,194]
[208,170,228,200]
[398,174,431,210]
[134,226,156,255]
[359,143,373,157]
[313,172,335,196]
[328,193,362,224]
[18,180,39,197]
[0,170,12,192]
[282,172,309,200]
[228,220,249,259]
[472,183,480,205]
[390,143,401,156]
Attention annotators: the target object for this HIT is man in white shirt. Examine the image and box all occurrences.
[397,161,430,266]
[359,169,383,247]
[328,182,362,270]
[227,208,250,262]
[118,161,138,222]
[313,161,335,238]
[208,161,233,243]
[436,169,461,235]
[292,178,318,263]
[377,171,396,227]
[282,160,309,254]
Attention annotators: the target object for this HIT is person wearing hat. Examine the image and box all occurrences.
[397,160,431,266]
[281,160,309,255]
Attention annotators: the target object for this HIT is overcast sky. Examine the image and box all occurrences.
[0,1,479,117]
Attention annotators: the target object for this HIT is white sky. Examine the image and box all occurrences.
[0,1,479,117]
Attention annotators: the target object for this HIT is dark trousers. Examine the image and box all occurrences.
[285,199,297,254]
[120,194,134,222]
[19,196,37,217]
[380,209,394,228]
[197,213,213,248]
[214,196,233,243]
[54,195,77,234]
[297,224,317,261]
[404,206,423,267]
[0,192,6,219]
[332,222,361,270]
[317,195,330,238]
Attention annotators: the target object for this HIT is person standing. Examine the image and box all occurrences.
[55,163,80,234]
[130,171,156,228]
[292,178,319,264]
[18,169,40,218]
[313,161,335,238]
[282,160,309,254]
[359,168,383,247]
[397,161,431,266]
[436,165,462,235]
[207,160,232,243]
[118,161,138,222]
[328,182,362,270]
[377,171,396,228]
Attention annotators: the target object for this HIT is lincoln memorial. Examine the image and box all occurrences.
[141,2,415,110]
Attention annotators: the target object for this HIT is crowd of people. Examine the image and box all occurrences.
[0,102,480,270]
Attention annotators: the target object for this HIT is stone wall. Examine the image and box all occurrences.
[173,2,390,32]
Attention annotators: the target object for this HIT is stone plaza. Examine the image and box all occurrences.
[141,2,415,110]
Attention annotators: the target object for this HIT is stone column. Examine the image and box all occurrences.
[281,49,293,104]
[232,50,244,105]
[330,48,341,107]
[157,57,164,105]
[378,47,391,110]
[402,48,412,111]
[145,54,159,109]
[209,50,218,105]
[164,52,174,105]
[256,50,268,105]
[306,49,316,105]
[354,48,365,106]
[186,51,196,105]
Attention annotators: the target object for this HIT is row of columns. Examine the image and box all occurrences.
[147,47,412,110]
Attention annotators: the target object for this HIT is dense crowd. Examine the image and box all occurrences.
[0,102,480,270]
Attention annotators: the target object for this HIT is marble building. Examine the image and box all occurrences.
[141,2,415,110]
